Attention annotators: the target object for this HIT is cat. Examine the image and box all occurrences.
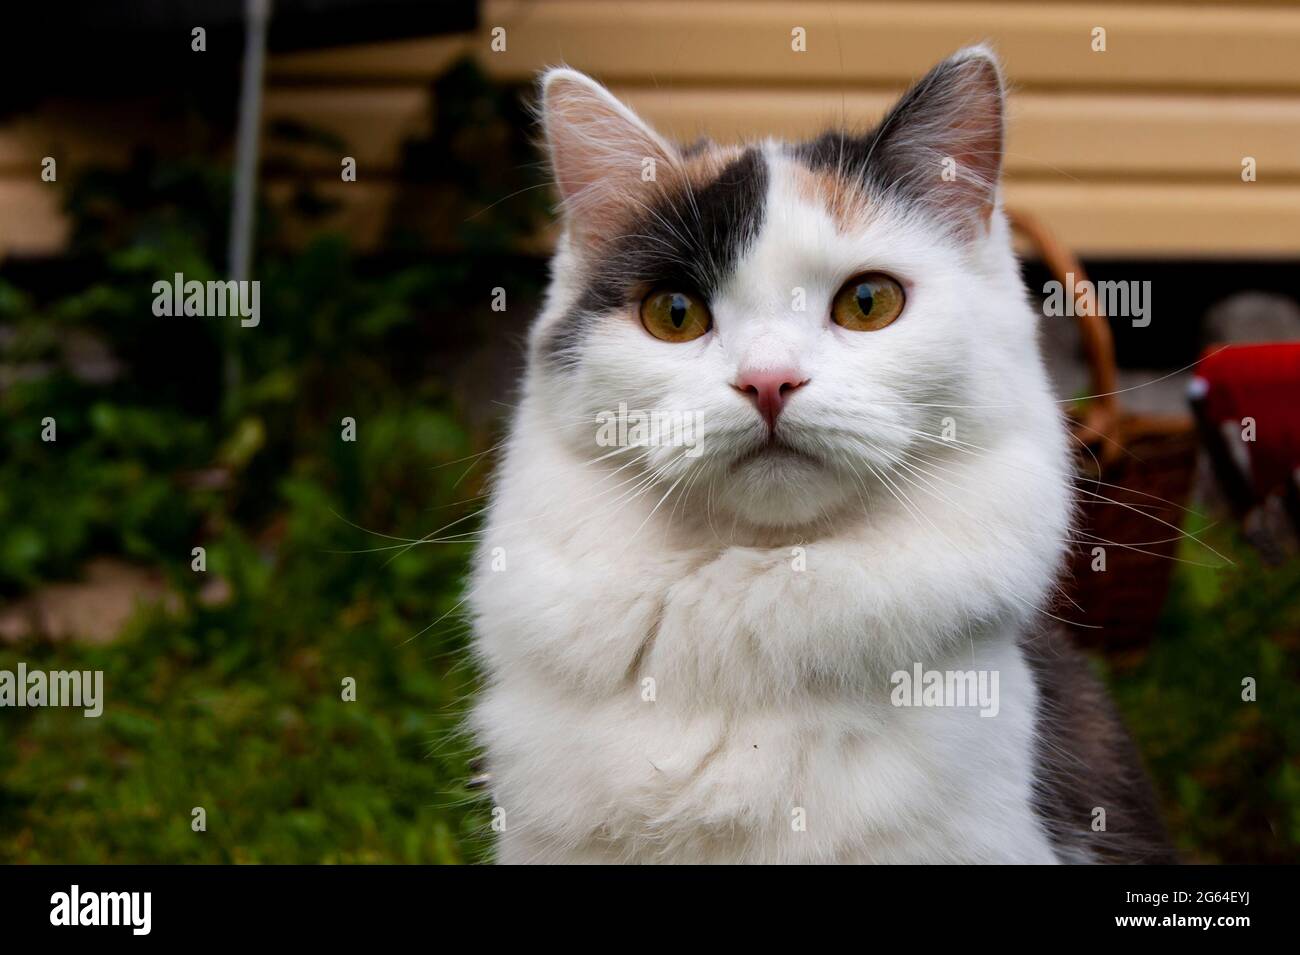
[468,46,1173,864]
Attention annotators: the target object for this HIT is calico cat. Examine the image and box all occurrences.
[468,46,1173,864]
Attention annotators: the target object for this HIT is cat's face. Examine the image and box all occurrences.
[530,48,1039,530]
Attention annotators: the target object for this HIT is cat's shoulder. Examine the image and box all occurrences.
[1019,626,1177,864]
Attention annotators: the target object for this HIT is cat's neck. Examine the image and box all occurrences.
[475,399,1069,705]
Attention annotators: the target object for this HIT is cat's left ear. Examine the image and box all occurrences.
[869,45,1005,233]
[539,67,680,256]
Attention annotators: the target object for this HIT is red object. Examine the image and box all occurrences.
[1193,343,1300,500]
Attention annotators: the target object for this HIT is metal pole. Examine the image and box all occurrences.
[225,0,271,417]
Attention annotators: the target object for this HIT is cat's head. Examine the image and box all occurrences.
[527,47,1050,530]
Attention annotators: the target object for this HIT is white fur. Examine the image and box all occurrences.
[469,69,1074,863]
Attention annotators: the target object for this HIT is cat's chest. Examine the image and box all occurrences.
[478,643,1057,864]
[472,485,1061,862]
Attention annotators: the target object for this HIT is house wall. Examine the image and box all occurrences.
[3,0,1299,258]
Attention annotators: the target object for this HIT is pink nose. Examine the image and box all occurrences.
[733,368,808,430]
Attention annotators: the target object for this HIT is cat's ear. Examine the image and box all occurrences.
[539,67,679,254]
[869,45,1005,232]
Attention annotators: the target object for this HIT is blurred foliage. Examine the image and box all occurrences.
[0,60,547,862]
[1108,514,1300,863]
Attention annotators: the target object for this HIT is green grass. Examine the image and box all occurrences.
[0,63,547,864]
[6,461,1297,864]
[1106,514,1300,863]
[0,406,493,864]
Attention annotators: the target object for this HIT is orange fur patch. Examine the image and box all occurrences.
[783,159,871,232]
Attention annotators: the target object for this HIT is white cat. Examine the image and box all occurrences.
[468,47,1172,864]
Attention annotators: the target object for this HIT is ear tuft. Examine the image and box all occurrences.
[539,67,679,254]
[867,45,1006,232]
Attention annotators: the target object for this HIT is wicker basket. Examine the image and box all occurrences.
[1010,210,1199,651]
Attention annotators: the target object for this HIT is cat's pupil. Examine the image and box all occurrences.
[855,285,874,315]
[669,294,689,328]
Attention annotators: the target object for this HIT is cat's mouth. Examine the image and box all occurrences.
[729,437,822,471]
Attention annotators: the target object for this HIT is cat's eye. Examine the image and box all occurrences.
[831,273,905,331]
[640,290,712,343]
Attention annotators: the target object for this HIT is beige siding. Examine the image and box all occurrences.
[4,0,1300,257]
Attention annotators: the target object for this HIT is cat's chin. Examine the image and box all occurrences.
[719,448,851,528]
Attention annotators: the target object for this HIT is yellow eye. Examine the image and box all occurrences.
[640,290,712,342]
[831,273,905,331]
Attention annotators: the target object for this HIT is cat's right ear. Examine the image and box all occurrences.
[539,67,679,255]
[865,46,1005,233]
